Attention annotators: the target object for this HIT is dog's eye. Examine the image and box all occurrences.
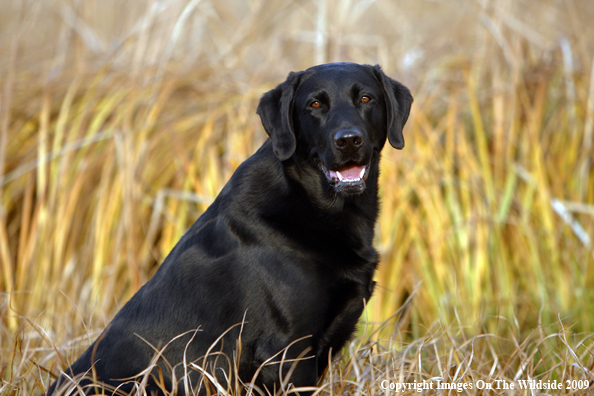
[360,96,371,103]
[310,101,321,109]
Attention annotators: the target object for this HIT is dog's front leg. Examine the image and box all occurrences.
[250,337,318,395]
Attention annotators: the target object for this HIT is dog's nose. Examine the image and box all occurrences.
[334,129,364,151]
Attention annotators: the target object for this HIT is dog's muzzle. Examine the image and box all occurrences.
[318,161,370,195]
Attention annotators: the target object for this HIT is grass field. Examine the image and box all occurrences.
[1,0,594,394]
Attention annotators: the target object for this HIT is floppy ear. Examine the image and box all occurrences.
[373,66,413,149]
[256,71,303,161]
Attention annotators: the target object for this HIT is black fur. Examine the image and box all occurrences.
[47,62,412,396]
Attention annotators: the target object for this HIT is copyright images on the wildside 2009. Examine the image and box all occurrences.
[379,378,591,392]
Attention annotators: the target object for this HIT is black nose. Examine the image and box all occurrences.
[334,129,364,151]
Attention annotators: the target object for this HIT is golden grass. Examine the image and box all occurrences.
[1,0,594,394]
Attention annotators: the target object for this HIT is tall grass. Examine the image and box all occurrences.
[1,0,594,394]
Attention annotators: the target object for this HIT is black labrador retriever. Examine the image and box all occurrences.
[47,62,412,396]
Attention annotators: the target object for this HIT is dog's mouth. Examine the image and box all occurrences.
[317,160,370,195]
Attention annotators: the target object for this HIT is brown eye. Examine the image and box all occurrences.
[360,96,371,103]
[310,101,321,108]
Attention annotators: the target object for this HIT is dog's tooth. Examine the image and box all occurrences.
[337,171,344,181]
[359,167,365,179]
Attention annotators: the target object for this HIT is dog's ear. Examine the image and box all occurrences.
[373,66,413,150]
[257,71,303,161]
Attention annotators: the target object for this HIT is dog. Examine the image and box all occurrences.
[47,62,413,396]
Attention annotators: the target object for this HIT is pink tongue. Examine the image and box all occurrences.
[338,165,364,180]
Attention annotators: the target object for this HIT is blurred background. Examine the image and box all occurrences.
[1,0,594,387]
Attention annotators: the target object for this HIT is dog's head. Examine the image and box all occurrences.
[257,63,413,197]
